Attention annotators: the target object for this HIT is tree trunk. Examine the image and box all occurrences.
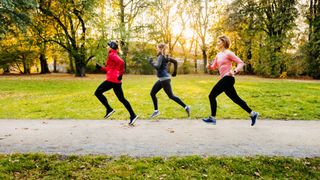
[3,65,10,74]
[309,0,313,41]
[23,63,30,74]
[194,40,198,73]
[119,0,128,72]
[75,63,86,77]
[22,55,30,74]
[270,50,278,77]
[74,53,86,77]
[120,40,128,72]
[122,43,129,63]
[39,37,50,74]
[246,50,253,74]
[40,53,50,74]
[202,49,208,73]
[68,52,74,73]
[53,56,57,73]
[194,59,198,73]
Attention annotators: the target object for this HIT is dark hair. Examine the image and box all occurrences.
[108,40,118,50]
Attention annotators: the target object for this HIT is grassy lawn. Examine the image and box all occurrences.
[0,74,319,120]
[0,154,319,179]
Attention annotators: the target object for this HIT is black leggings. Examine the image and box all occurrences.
[209,76,252,116]
[95,81,135,117]
[150,79,186,110]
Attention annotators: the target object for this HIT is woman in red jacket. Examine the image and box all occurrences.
[95,41,138,125]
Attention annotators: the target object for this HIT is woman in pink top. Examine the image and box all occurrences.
[202,35,259,126]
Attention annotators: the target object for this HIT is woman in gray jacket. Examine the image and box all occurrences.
[148,43,190,118]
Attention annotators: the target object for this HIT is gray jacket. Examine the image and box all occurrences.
[149,54,177,79]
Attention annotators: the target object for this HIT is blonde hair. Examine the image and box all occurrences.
[157,43,167,55]
[218,35,231,49]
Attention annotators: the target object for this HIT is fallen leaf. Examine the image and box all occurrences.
[254,172,260,177]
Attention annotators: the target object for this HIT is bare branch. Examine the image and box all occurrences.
[86,55,95,63]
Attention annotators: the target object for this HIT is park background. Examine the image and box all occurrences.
[0,0,319,120]
[0,0,320,179]
[0,0,319,79]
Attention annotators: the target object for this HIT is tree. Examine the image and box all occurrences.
[38,0,97,77]
[0,0,36,36]
[225,0,298,77]
[178,35,192,74]
[0,31,37,74]
[108,0,149,66]
[188,0,215,73]
[305,0,320,78]
[90,0,109,66]
[0,1,38,74]
[258,0,298,76]
[224,0,259,74]
[192,36,200,73]
[31,7,54,74]
[148,0,185,55]
[176,0,192,74]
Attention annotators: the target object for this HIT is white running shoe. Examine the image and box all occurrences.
[150,110,160,118]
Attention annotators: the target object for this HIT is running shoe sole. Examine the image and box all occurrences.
[104,110,115,119]
[251,112,259,126]
[150,112,160,118]
[186,106,191,118]
[202,118,216,125]
[129,115,138,125]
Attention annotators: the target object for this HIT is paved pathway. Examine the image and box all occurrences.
[0,120,319,157]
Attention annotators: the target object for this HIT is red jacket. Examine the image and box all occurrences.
[101,49,124,83]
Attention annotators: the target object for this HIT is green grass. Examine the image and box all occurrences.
[0,154,319,179]
[0,74,319,120]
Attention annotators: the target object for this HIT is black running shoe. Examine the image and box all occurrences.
[104,109,115,119]
[129,115,138,125]
[250,111,259,126]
